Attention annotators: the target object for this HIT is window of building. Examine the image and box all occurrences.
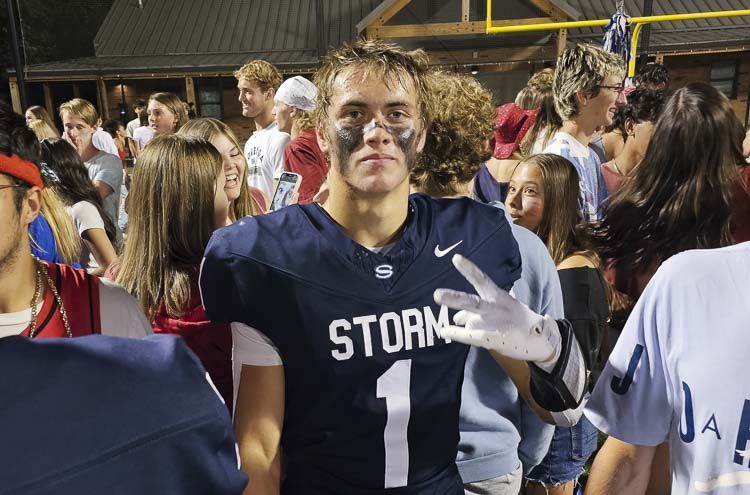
[197,81,223,119]
[710,60,739,99]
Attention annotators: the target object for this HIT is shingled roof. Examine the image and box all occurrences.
[21,0,380,78]
[19,0,750,79]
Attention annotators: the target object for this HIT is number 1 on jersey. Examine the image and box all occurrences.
[376,359,412,488]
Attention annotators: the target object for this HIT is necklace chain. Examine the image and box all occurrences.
[28,259,72,338]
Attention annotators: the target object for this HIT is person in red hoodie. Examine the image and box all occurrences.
[113,134,233,408]
[273,76,328,204]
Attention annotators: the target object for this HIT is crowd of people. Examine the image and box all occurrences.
[3,37,750,495]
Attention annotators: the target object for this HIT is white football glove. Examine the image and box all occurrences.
[434,254,561,371]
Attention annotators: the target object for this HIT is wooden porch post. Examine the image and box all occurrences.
[97,78,110,119]
[557,29,567,56]
[9,79,22,113]
[43,83,54,116]
[185,76,196,108]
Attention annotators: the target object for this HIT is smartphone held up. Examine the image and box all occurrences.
[270,172,302,211]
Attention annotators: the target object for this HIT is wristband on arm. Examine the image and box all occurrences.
[528,318,587,413]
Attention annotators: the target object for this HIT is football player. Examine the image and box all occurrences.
[200,39,588,494]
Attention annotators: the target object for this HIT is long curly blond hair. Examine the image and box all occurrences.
[411,70,494,197]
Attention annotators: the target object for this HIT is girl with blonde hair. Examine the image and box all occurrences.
[505,153,609,495]
[29,119,60,141]
[25,105,60,137]
[36,185,81,267]
[178,117,264,219]
[114,134,233,407]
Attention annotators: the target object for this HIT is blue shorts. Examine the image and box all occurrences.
[526,415,598,485]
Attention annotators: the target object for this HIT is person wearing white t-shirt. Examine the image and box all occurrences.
[92,125,120,157]
[59,98,123,248]
[585,242,750,494]
[133,122,155,152]
[235,60,290,201]
[126,99,147,138]
[543,44,626,222]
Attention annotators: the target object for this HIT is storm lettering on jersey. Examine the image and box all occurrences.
[329,306,451,361]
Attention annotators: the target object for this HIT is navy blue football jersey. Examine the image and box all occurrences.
[0,335,247,494]
[200,193,521,494]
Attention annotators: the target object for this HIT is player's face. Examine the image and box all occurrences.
[505,161,545,232]
[210,134,245,203]
[272,99,293,134]
[61,111,96,153]
[317,68,426,196]
[147,100,178,136]
[25,111,36,124]
[238,79,272,119]
[213,172,230,228]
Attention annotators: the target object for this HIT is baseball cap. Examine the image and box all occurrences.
[275,76,317,112]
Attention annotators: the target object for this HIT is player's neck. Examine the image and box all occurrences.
[0,250,40,313]
[323,183,410,248]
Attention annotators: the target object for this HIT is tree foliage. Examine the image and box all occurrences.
[1,0,114,67]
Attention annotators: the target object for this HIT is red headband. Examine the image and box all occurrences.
[0,153,43,189]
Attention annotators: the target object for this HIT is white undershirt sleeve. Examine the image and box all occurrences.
[231,322,282,366]
[231,323,283,417]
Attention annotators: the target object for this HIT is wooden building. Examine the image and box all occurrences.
[10,0,750,140]
[9,0,380,138]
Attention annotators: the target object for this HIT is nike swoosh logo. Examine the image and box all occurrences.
[434,240,463,258]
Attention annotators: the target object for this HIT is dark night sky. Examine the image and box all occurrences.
[0,0,114,101]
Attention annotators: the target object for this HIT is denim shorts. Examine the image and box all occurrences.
[526,415,598,485]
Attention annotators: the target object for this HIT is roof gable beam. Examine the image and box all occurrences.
[357,0,413,32]
[526,0,580,21]
[368,16,554,38]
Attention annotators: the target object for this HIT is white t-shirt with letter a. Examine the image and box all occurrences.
[586,241,750,494]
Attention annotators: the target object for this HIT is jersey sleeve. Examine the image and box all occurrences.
[199,232,247,324]
[232,322,282,366]
[584,268,672,446]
